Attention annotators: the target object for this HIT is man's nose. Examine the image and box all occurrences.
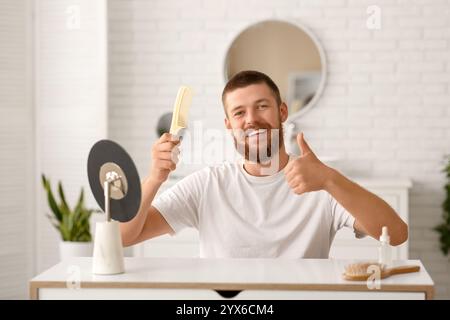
[244,108,259,125]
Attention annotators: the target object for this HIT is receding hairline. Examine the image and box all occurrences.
[222,71,282,108]
[223,83,280,111]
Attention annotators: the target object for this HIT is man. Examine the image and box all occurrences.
[120,70,408,258]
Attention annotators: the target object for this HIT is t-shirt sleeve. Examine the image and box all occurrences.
[152,169,207,235]
[328,193,367,239]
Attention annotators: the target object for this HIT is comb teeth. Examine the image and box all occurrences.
[176,87,189,127]
[170,86,192,136]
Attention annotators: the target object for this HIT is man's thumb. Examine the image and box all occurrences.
[297,132,312,156]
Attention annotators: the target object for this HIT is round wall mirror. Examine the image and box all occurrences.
[224,20,327,120]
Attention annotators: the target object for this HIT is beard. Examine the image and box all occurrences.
[231,120,284,164]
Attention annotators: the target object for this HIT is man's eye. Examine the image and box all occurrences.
[258,105,268,109]
[234,111,244,117]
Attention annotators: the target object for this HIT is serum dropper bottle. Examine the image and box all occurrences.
[378,226,392,267]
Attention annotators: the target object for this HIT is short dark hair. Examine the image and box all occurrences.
[222,70,282,108]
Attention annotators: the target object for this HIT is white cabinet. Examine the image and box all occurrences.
[134,229,200,258]
[134,177,200,258]
[36,287,425,300]
[137,177,411,260]
[330,178,411,260]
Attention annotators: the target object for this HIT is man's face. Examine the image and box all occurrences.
[224,83,288,163]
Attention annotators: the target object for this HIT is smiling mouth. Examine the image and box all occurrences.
[246,129,267,138]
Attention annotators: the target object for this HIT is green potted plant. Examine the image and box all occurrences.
[42,174,99,260]
[434,155,450,256]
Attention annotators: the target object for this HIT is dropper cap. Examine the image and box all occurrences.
[379,226,390,244]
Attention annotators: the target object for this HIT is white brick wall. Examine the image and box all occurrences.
[0,0,34,299]
[108,0,450,298]
[35,0,108,273]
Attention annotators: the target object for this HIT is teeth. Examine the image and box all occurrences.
[247,129,266,137]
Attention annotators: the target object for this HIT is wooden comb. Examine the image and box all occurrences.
[343,262,420,281]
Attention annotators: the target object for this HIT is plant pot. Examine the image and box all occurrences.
[59,241,93,260]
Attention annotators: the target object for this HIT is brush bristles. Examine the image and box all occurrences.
[343,262,385,281]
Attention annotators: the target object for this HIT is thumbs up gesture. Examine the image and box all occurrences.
[284,132,333,195]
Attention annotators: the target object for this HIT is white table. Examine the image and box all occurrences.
[29,257,434,300]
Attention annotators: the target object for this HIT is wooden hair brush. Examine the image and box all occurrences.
[343,262,421,281]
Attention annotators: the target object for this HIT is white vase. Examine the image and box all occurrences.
[59,241,93,261]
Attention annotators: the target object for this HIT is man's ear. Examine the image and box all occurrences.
[280,102,288,123]
[224,117,232,129]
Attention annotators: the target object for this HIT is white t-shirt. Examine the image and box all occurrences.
[152,160,363,259]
